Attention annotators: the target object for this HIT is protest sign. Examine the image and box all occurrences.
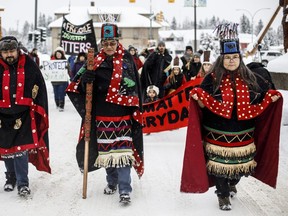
[41,60,69,82]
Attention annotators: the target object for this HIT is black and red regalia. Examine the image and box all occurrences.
[0,53,50,173]
[181,70,283,193]
[66,43,144,177]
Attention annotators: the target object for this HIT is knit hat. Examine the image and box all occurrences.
[55,46,65,53]
[158,41,165,47]
[101,23,119,40]
[185,45,193,52]
[0,36,18,51]
[193,52,201,58]
[77,52,87,60]
[146,85,159,95]
[128,45,136,52]
[215,23,240,55]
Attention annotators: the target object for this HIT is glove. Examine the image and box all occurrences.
[81,70,95,83]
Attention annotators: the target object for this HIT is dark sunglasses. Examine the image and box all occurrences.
[102,41,117,47]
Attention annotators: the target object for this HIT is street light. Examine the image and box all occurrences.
[236,8,270,43]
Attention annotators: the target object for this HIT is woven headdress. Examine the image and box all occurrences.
[99,12,120,40]
[214,23,240,55]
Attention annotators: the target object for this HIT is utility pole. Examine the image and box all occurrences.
[0,7,4,39]
[34,0,38,48]
[149,0,153,39]
[194,0,197,51]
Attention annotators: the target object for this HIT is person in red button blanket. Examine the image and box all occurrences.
[180,23,283,211]
[66,23,143,204]
[0,36,50,197]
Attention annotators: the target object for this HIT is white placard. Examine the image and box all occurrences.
[41,60,68,81]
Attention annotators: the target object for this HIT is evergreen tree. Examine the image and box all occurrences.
[47,16,53,37]
[254,19,264,36]
[209,16,217,28]
[21,21,31,46]
[276,25,284,46]
[239,14,251,33]
[262,28,276,48]
[198,20,204,29]
[182,17,193,29]
[38,13,46,27]
[171,17,177,30]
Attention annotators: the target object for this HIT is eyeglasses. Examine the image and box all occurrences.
[102,40,117,47]
[223,55,240,61]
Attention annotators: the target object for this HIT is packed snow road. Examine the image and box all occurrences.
[0,84,288,216]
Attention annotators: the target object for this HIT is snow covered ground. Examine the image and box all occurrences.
[0,83,288,216]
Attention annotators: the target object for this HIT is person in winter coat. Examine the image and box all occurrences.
[140,41,172,100]
[139,48,150,60]
[246,61,276,90]
[180,45,193,78]
[71,52,87,79]
[66,23,144,204]
[181,23,282,211]
[184,52,202,80]
[28,48,40,67]
[144,85,159,103]
[0,36,50,197]
[163,56,186,96]
[128,45,143,72]
[50,47,70,112]
[68,55,76,74]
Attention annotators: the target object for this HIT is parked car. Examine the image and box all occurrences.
[260,50,283,67]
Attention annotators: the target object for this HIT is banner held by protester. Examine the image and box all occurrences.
[60,16,97,55]
[142,78,203,133]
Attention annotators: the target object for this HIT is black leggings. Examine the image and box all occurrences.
[214,177,240,198]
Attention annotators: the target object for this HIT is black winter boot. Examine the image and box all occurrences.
[18,185,31,197]
[55,100,60,109]
[218,196,232,210]
[4,172,16,192]
[59,100,65,112]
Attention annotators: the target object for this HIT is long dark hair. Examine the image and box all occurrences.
[209,55,260,95]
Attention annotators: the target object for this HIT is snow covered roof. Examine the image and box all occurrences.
[159,29,254,40]
[50,6,91,27]
[267,53,288,73]
[238,33,256,44]
[160,29,222,39]
[49,6,161,28]
[159,29,256,45]
[88,6,150,15]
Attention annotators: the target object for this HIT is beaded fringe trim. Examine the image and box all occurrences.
[94,151,135,168]
[207,160,257,178]
[205,142,256,158]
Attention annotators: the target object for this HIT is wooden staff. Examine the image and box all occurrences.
[246,6,281,56]
[83,48,95,199]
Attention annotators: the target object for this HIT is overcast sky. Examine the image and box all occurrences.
[0,0,283,31]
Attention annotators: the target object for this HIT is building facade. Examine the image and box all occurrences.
[48,3,167,52]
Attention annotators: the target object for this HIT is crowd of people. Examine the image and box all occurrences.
[0,21,283,211]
